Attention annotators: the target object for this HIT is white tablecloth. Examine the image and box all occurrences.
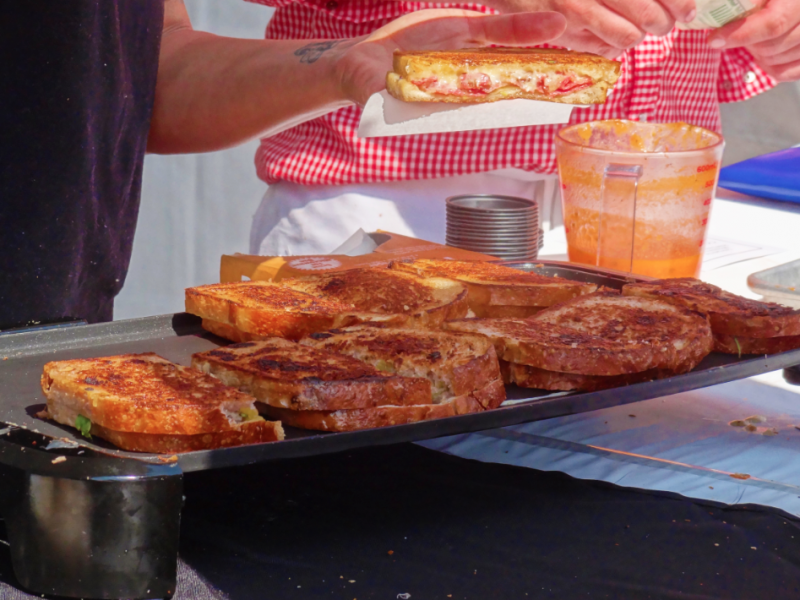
[421,189,800,515]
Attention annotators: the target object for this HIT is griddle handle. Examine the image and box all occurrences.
[0,437,183,599]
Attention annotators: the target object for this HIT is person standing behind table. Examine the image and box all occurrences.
[0,0,566,330]
[246,0,782,257]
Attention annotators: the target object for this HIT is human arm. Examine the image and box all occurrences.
[707,0,800,82]
[147,0,566,153]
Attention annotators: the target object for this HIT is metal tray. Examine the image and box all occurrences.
[748,258,800,308]
[3,260,800,599]
[4,260,800,471]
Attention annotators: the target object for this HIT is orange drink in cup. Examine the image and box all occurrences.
[555,120,724,278]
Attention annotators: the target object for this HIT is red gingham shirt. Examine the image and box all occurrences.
[248,0,776,185]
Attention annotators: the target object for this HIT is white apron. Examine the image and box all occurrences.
[250,170,562,256]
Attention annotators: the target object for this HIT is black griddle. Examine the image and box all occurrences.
[2,261,799,599]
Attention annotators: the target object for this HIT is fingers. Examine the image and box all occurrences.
[755,57,800,82]
[602,0,676,36]
[465,11,568,46]
[749,39,800,81]
[367,9,567,49]
[577,3,646,49]
[707,2,797,49]
[747,24,800,58]
[658,0,697,25]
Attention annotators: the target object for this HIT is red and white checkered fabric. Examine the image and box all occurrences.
[248,0,775,185]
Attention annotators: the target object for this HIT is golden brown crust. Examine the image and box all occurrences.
[300,326,502,405]
[258,382,492,432]
[282,268,469,329]
[470,377,506,410]
[186,281,353,340]
[470,304,545,319]
[623,278,800,338]
[202,319,267,342]
[445,292,713,376]
[192,339,433,410]
[501,360,679,392]
[391,259,596,308]
[394,47,621,67]
[40,353,270,436]
[713,333,800,355]
[89,419,284,453]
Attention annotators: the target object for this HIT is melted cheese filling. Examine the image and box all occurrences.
[411,71,593,97]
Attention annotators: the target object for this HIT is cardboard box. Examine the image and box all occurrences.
[220,231,494,283]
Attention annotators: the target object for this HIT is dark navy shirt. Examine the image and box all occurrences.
[0,1,163,328]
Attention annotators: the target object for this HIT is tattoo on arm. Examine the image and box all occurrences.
[294,40,348,64]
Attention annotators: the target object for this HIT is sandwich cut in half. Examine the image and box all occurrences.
[300,326,506,408]
[386,47,621,105]
[40,353,284,453]
[193,338,487,432]
[186,280,405,342]
[186,280,357,341]
[391,258,597,318]
[446,292,714,391]
[280,267,469,329]
[622,278,800,355]
[192,338,432,411]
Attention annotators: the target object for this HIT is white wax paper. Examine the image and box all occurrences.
[357,90,576,138]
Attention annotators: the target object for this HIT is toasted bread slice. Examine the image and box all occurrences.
[623,278,800,338]
[713,333,800,356]
[387,48,621,105]
[40,353,284,452]
[186,281,359,341]
[192,339,432,411]
[86,422,283,454]
[200,315,409,344]
[202,318,266,343]
[471,304,545,319]
[501,360,678,392]
[446,292,713,376]
[391,259,596,309]
[301,326,504,408]
[281,268,468,329]
[258,379,500,432]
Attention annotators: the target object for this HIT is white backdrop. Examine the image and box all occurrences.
[114,0,273,319]
[114,0,800,320]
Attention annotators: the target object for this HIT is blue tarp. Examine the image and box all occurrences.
[718,147,800,203]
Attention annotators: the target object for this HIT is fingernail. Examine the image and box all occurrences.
[683,9,696,23]
[708,37,726,49]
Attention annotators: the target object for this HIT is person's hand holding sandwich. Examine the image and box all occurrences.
[150,3,566,153]
[383,0,698,57]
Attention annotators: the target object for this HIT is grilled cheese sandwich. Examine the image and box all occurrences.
[387,48,621,104]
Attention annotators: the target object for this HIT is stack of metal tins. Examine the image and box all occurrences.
[445,195,542,261]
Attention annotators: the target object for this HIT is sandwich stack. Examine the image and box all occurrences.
[192,331,505,432]
[391,258,597,318]
[622,278,800,356]
[446,292,715,392]
[40,353,284,453]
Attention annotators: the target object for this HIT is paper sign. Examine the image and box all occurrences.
[357,90,576,138]
[700,237,783,271]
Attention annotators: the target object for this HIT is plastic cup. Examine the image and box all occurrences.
[555,120,724,278]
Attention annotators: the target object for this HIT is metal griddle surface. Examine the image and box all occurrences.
[2,262,800,473]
